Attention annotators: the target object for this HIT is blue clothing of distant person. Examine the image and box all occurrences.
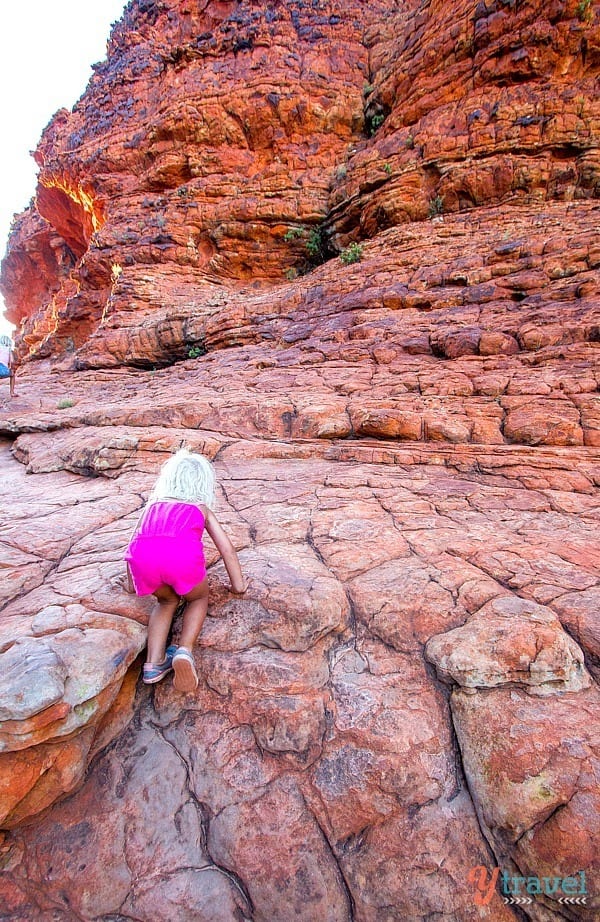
[0,335,16,397]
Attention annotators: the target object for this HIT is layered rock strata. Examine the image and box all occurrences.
[1,0,599,371]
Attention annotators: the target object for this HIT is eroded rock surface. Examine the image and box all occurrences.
[0,438,598,920]
[0,0,599,919]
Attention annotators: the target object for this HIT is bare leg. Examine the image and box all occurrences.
[147,584,180,663]
[172,579,209,693]
[178,578,209,651]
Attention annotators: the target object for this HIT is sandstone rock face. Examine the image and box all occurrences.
[0,0,599,920]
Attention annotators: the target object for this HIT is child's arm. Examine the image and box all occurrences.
[204,508,246,593]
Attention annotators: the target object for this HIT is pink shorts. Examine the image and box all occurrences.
[125,501,207,597]
[126,535,207,596]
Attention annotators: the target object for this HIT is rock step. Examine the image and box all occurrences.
[4,385,599,449]
[10,427,600,495]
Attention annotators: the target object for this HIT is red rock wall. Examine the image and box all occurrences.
[1,0,598,359]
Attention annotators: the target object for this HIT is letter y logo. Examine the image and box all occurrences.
[468,866,500,906]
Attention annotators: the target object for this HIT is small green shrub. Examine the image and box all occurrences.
[284,227,305,242]
[188,343,207,359]
[406,134,415,149]
[366,112,385,136]
[428,195,444,218]
[284,224,332,268]
[57,398,74,410]
[306,227,327,261]
[576,0,593,22]
[340,243,364,265]
[383,162,392,175]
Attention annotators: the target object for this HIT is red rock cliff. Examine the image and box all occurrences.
[2,0,598,368]
[0,1,599,920]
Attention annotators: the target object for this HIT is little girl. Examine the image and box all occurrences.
[125,449,245,692]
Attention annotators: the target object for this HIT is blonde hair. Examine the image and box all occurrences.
[151,449,216,508]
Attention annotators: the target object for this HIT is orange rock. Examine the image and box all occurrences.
[451,684,600,894]
[503,399,584,446]
[426,595,590,692]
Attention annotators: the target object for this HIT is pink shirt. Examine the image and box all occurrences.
[125,500,207,596]
[136,500,206,539]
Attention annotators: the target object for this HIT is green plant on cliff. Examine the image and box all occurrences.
[284,227,305,242]
[576,0,593,22]
[340,242,364,265]
[57,398,75,410]
[188,341,207,359]
[366,112,385,136]
[284,223,332,270]
[428,195,444,217]
[305,227,329,263]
